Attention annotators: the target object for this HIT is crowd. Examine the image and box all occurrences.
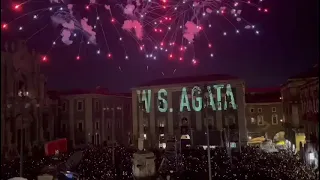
[0,146,318,180]
[159,147,318,180]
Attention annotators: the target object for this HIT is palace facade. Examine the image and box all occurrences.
[1,40,50,157]
[132,74,247,149]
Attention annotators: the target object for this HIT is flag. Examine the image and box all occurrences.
[44,138,68,156]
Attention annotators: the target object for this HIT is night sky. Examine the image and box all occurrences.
[1,0,319,92]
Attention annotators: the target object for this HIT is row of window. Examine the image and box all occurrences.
[61,120,122,133]
[249,107,277,113]
[61,101,127,112]
[144,116,235,128]
[250,114,282,125]
[61,101,84,111]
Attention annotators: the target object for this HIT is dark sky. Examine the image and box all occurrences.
[2,0,319,92]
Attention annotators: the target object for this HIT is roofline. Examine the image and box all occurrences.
[132,79,244,90]
[60,93,131,98]
[246,102,282,105]
[246,87,281,93]
[300,78,319,89]
[280,77,317,88]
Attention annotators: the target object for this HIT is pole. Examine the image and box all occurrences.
[190,129,194,146]
[20,126,23,177]
[205,117,212,180]
[226,118,232,165]
[112,107,115,165]
[175,138,178,172]
[203,85,212,180]
[101,107,105,145]
[239,125,242,153]
[3,57,7,159]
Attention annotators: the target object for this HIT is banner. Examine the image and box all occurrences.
[44,138,68,156]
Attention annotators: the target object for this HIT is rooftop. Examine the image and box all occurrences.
[138,74,240,87]
[47,87,131,99]
[245,88,281,103]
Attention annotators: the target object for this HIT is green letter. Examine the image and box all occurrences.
[158,89,168,112]
[180,87,191,112]
[213,84,224,110]
[191,86,202,112]
[224,84,237,110]
[206,86,216,111]
[141,89,151,113]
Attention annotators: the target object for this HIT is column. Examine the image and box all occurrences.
[50,116,54,140]
[236,85,247,144]
[85,97,93,145]
[139,108,144,136]
[36,107,40,142]
[101,105,106,143]
[1,112,5,153]
[167,91,173,135]
[69,99,75,147]
[150,91,156,147]
[132,91,138,146]
[196,111,201,131]
[216,111,222,130]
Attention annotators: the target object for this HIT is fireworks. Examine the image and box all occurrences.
[1,0,268,74]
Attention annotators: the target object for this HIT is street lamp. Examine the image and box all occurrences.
[17,90,29,177]
[111,107,115,165]
[8,90,39,177]
[201,85,212,180]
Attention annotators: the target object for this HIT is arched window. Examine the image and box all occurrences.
[181,117,188,126]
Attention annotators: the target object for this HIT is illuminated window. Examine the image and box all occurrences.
[159,143,166,149]
[257,115,264,126]
[251,117,255,124]
[159,122,165,127]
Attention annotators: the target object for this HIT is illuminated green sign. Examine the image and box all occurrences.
[137,84,237,113]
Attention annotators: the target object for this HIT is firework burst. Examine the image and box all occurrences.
[1,0,268,75]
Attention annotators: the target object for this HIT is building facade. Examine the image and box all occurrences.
[132,74,247,149]
[56,89,132,148]
[281,65,318,152]
[1,40,50,158]
[300,77,319,146]
[245,88,284,140]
